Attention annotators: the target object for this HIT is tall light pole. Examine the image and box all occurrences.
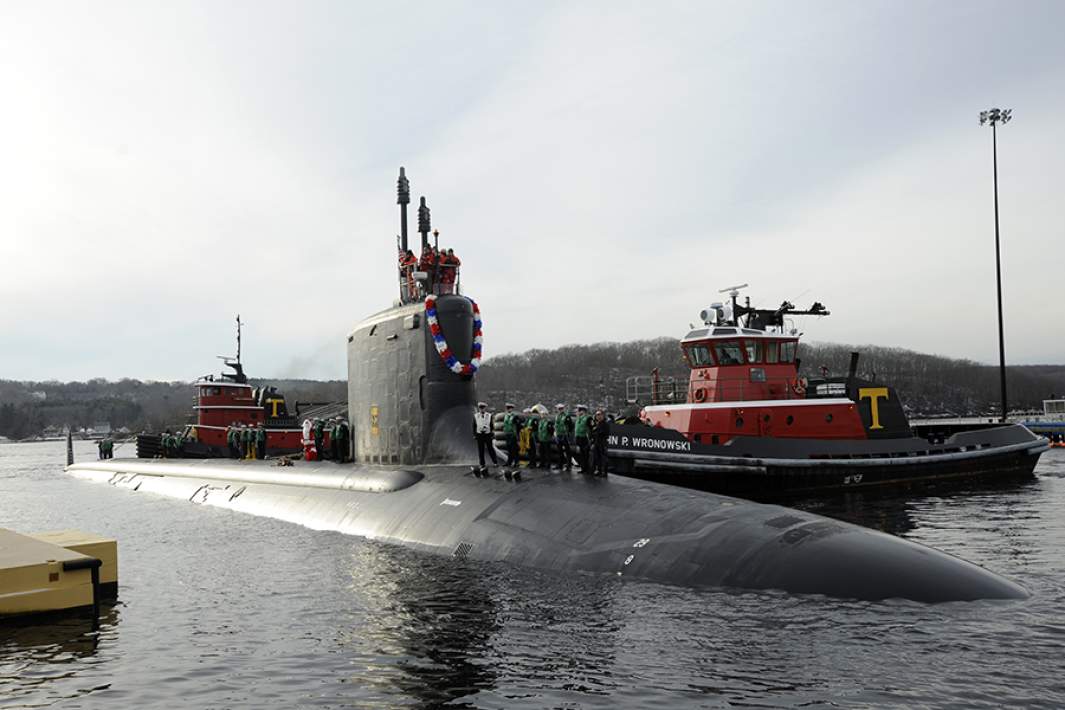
[979,107,1012,422]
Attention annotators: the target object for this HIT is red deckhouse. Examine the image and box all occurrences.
[191,359,303,453]
[635,285,878,443]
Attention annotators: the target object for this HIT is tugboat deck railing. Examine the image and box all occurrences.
[398,266,462,304]
[625,374,828,406]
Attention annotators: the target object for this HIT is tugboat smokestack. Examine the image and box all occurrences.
[397,167,410,252]
[417,196,431,251]
[846,351,860,391]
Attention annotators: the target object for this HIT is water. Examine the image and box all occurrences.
[2,441,1064,708]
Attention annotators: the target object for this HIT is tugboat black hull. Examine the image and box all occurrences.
[609,423,1048,500]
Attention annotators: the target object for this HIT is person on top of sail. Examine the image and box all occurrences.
[438,248,460,294]
[419,244,436,292]
[399,249,418,301]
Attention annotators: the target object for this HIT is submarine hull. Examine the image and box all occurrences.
[66,458,1027,603]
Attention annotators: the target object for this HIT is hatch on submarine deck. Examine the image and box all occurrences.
[65,167,1030,604]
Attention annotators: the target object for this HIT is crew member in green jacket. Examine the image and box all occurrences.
[573,404,592,474]
[313,418,325,459]
[256,425,267,460]
[554,403,573,471]
[336,418,350,462]
[242,425,254,460]
[328,418,339,462]
[502,403,520,467]
[536,414,553,469]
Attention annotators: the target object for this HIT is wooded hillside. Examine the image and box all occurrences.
[476,339,1065,417]
[1,339,1061,440]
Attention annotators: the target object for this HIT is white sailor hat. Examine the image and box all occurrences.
[576,404,587,411]
[556,403,565,409]
[505,402,515,408]
[477,401,488,407]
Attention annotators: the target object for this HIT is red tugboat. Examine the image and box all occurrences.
[135,319,342,459]
[609,286,1049,498]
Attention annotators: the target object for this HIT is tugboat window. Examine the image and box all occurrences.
[780,341,797,363]
[687,344,713,367]
[744,340,761,363]
[714,341,744,366]
[765,342,779,364]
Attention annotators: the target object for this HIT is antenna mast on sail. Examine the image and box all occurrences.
[236,314,242,364]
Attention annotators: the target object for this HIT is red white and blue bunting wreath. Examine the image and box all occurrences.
[425,296,482,376]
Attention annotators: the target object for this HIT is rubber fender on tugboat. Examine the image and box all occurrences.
[694,387,708,403]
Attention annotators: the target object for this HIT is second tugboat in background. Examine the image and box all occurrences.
[610,285,1048,498]
[135,318,345,459]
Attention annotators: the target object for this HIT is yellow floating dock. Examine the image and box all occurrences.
[30,529,118,599]
[0,528,117,620]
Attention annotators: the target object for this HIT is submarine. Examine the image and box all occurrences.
[66,168,1029,603]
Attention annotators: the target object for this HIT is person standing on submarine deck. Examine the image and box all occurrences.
[593,409,610,477]
[554,404,574,471]
[523,411,539,468]
[574,404,592,473]
[537,414,553,469]
[502,403,520,467]
[473,402,497,468]
[255,424,266,460]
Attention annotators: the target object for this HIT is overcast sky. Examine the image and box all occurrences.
[2,1,1063,382]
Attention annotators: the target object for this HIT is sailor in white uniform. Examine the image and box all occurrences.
[473,401,498,469]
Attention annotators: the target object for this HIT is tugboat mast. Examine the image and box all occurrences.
[706,284,830,332]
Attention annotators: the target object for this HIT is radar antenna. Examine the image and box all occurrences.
[215,315,248,383]
[718,284,749,325]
